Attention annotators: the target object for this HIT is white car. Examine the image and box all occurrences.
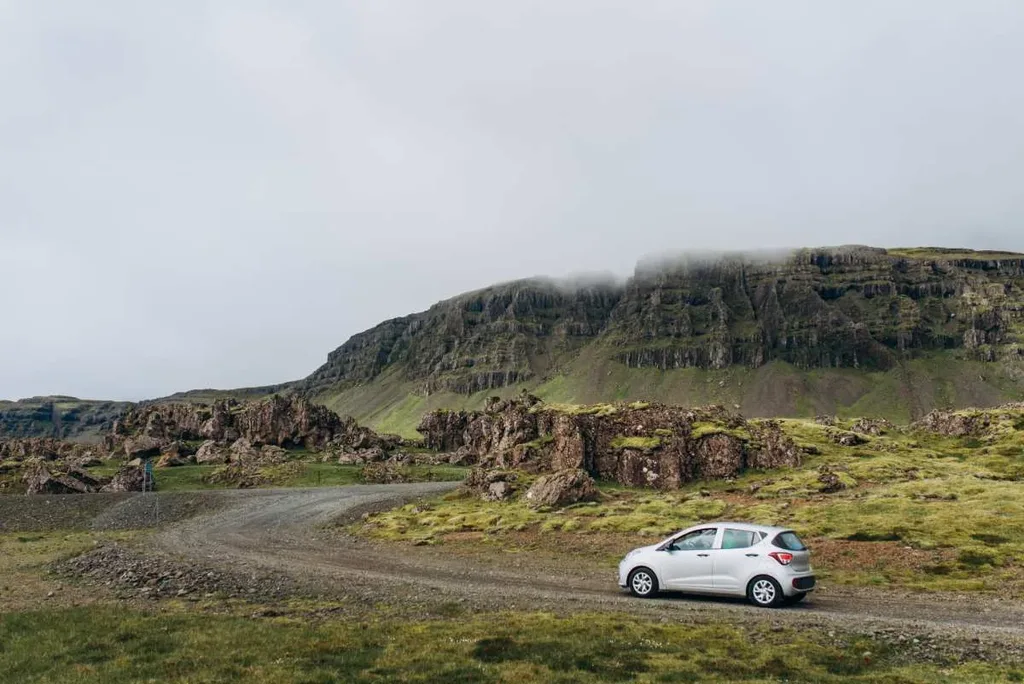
[618,522,815,607]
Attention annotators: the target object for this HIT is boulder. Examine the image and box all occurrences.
[913,410,989,437]
[123,435,164,460]
[851,418,894,436]
[194,440,228,464]
[23,461,97,495]
[831,431,867,447]
[259,445,290,464]
[462,468,519,501]
[228,438,260,463]
[817,465,849,493]
[524,469,598,509]
[487,481,514,501]
[101,465,149,492]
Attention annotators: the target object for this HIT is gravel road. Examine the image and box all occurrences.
[136,483,1024,654]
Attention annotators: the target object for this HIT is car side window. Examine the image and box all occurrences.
[671,528,717,551]
[721,529,757,549]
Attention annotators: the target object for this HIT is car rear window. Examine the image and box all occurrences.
[772,531,807,551]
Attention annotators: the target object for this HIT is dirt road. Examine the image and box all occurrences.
[138,484,1024,646]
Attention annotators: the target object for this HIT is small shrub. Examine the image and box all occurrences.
[958,547,1000,567]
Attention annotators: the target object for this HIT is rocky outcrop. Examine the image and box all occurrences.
[851,418,895,436]
[0,438,104,465]
[107,396,399,462]
[23,461,107,495]
[524,469,598,508]
[101,465,148,492]
[913,410,990,437]
[418,395,801,489]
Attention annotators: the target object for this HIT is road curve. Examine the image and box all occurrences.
[147,484,1024,641]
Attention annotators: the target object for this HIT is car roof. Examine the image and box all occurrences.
[680,522,792,535]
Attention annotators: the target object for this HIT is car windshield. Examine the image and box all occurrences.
[773,531,807,551]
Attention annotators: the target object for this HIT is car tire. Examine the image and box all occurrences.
[747,576,784,608]
[627,567,659,598]
[784,592,807,605]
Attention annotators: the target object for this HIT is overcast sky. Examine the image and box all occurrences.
[2,1,1024,400]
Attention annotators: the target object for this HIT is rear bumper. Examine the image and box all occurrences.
[789,574,816,593]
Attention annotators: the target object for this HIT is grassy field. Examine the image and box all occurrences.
[3,604,1022,683]
[358,408,1024,593]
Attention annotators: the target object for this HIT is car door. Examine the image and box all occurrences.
[658,527,719,590]
[712,528,764,594]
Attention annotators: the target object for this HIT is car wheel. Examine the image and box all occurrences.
[747,576,784,608]
[627,567,659,598]
[784,592,807,605]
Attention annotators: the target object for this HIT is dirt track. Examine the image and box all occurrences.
[129,483,1024,648]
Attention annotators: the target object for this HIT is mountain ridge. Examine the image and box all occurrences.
[293,245,1024,434]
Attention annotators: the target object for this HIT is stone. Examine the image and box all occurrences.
[525,469,598,509]
[817,465,848,493]
[486,481,513,501]
[101,465,148,492]
[23,461,98,495]
[123,436,164,461]
[194,440,228,464]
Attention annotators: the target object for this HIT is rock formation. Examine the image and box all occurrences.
[417,394,801,489]
[107,395,399,460]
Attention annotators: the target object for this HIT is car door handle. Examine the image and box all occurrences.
[746,553,759,557]
[697,553,710,557]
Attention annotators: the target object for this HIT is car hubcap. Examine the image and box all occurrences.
[752,580,776,604]
[632,572,653,595]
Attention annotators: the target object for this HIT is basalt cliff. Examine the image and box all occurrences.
[299,246,1024,433]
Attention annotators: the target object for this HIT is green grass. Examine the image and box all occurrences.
[2,606,1019,683]
[885,247,1024,261]
[609,435,662,450]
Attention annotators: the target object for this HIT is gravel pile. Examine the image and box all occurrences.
[52,544,300,602]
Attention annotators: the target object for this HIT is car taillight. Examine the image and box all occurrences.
[769,551,794,565]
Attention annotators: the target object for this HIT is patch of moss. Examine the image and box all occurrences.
[690,422,750,440]
[609,435,662,450]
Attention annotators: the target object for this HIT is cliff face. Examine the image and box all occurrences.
[299,278,623,396]
[301,247,1024,418]
[0,397,131,441]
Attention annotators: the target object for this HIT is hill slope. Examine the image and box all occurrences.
[295,246,1024,436]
